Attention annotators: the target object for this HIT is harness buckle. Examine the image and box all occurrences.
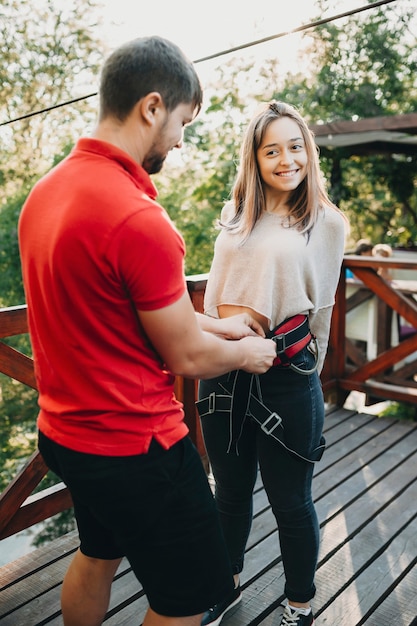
[261,412,282,435]
[272,334,286,354]
[208,392,216,414]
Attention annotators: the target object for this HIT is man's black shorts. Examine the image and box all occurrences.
[39,431,234,617]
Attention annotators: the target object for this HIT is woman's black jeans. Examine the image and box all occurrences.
[198,345,324,603]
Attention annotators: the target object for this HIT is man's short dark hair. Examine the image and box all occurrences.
[99,36,203,121]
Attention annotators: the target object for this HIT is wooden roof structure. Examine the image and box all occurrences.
[309,112,417,156]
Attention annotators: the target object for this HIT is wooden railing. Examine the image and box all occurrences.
[322,255,417,406]
[1,260,417,543]
[0,278,207,542]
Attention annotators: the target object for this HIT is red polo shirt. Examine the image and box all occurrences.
[19,138,189,455]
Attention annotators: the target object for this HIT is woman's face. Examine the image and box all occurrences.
[256,116,308,195]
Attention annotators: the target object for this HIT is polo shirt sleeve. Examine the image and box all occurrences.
[108,200,187,311]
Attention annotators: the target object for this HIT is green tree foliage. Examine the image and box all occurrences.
[275,0,417,246]
[0,376,38,492]
[297,1,416,120]
[156,58,266,274]
[0,186,37,495]
[0,0,102,198]
[0,190,28,307]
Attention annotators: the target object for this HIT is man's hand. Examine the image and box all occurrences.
[197,312,265,339]
[139,294,276,379]
[237,336,276,374]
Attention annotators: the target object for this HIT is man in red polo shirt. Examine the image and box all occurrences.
[18,36,275,626]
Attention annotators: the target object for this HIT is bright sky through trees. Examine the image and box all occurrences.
[99,0,370,82]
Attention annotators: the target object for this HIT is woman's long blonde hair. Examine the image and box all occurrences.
[222,101,340,240]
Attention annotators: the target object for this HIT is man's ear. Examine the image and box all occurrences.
[139,92,164,127]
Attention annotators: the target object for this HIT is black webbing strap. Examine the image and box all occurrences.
[268,315,313,366]
[196,315,322,458]
[228,370,253,453]
[196,372,325,463]
[268,315,310,352]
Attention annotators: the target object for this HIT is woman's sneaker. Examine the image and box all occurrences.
[201,584,242,626]
[279,604,315,626]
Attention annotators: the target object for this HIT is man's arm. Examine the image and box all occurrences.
[138,292,276,379]
[196,312,266,339]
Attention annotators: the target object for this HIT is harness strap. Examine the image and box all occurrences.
[196,381,325,463]
[268,315,313,366]
[196,315,322,458]
[228,370,253,453]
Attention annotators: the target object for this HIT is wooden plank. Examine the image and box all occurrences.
[246,410,402,560]
[313,448,417,623]
[204,428,417,625]
[313,418,417,478]
[317,412,392,472]
[68,563,149,626]
[104,574,149,626]
[345,338,368,366]
[321,282,348,405]
[352,270,417,326]
[0,451,48,537]
[317,499,417,624]
[317,446,417,559]
[210,408,369,551]
[0,530,78,591]
[0,342,36,389]
[0,557,136,625]
[347,335,417,382]
[345,286,373,313]
[362,564,417,625]
[340,378,417,404]
[310,112,417,136]
[257,604,286,625]
[1,409,416,626]
[227,564,287,625]
[0,306,28,338]
[226,431,417,625]
[0,484,73,540]
[224,419,417,624]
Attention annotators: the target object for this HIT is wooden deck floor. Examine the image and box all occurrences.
[1,406,417,626]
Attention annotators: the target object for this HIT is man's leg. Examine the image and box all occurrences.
[62,550,205,626]
[61,549,122,626]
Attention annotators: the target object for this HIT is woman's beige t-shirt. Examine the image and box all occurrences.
[204,203,347,372]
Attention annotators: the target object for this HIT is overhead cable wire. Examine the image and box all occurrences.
[0,0,399,128]
[192,0,398,63]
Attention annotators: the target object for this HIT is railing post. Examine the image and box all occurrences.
[322,268,350,406]
[182,274,210,468]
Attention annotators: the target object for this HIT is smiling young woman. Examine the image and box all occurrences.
[197,101,349,626]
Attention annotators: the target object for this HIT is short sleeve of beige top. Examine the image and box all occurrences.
[204,203,347,372]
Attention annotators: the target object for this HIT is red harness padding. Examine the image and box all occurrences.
[268,314,313,366]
